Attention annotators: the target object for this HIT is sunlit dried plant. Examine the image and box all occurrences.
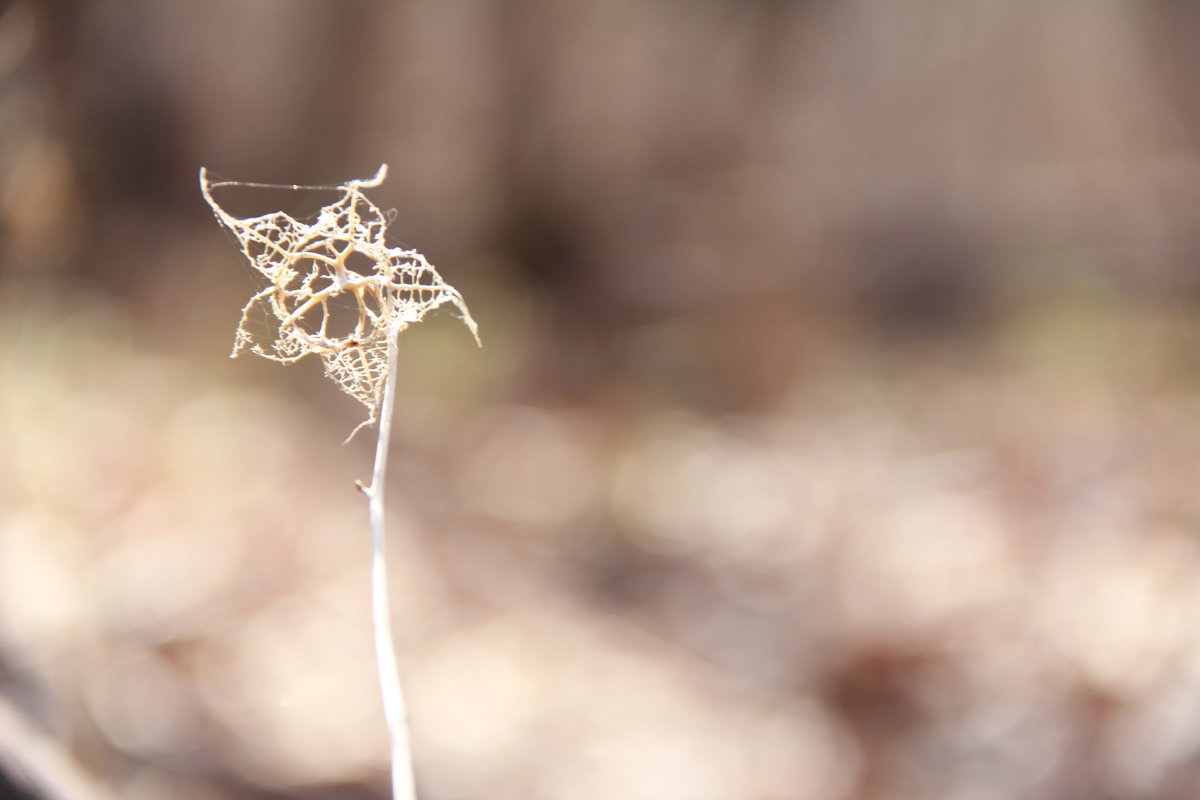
[200,163,478,439]
[200,164,479,800]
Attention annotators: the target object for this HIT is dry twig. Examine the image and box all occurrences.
[201,164,479,800]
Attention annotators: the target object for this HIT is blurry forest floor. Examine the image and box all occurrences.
[4,277,1200,800]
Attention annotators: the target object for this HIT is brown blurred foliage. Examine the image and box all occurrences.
[6,1,1200,799]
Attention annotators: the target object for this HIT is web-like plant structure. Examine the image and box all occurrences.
[201,164,477,800]
[199,165,479,436]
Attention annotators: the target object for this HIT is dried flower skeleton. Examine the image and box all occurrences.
[199,164,479,437]
[200,164,478,800]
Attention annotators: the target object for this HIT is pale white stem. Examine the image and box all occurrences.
[360,327,417,800]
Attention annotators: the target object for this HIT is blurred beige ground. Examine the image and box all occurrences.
[6,2,1200,799]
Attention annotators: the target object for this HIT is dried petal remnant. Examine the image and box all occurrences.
[200,165,479,433]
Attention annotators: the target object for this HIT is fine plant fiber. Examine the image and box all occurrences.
[200,163,480,441]
[200,164,479,800]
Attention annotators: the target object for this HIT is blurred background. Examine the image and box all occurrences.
[5,1,1200,798]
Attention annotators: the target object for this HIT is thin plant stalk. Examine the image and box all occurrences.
[201,165,477,800]
[359,328,416,800]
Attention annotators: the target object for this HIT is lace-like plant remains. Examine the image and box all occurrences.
[200,165,479,436]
